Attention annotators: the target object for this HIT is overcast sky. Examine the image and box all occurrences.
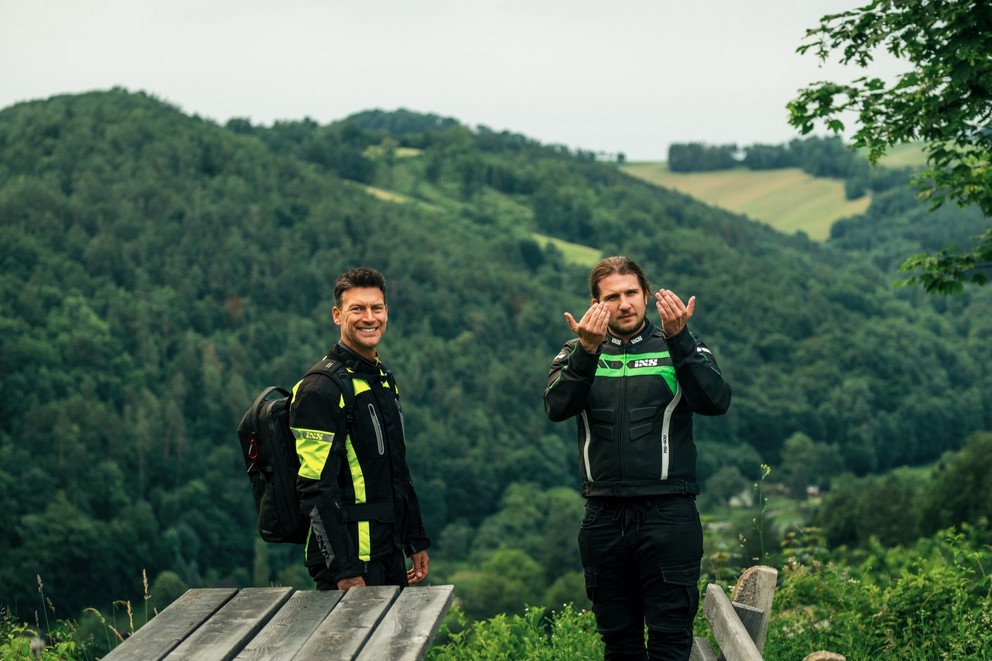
[1,0,904,161]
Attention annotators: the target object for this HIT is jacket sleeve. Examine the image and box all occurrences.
[544,338,601,422]
[666,327,732,415]
[290,375,366,581]
[401,475,431,557]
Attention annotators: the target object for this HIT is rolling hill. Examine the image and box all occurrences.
[0,91,988,630]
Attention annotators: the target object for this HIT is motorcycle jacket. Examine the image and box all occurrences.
[289,341,430,582]
[545,320,731,498]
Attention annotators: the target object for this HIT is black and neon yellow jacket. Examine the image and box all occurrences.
[289,342,430,581]
[544,321,731,498]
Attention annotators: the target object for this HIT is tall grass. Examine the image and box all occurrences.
[0,570,158,660]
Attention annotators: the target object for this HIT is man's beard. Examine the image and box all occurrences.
[609,313,645,338]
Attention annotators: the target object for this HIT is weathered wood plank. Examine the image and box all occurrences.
[729,565,777,651]
[703,583,763,661]
[292,585,400,660]
[690,636,719,661]
[163,587,294,661]
[717,603,764,661]
[103,587,238,660]
[233,590,343,660]
[356,585,455,661]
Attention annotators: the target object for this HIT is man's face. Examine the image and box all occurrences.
[595,272,648,340]
[333,286,388,360]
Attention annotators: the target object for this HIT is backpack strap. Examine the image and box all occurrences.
[304,359,356,434]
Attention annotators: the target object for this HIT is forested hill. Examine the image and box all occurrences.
[1,90,990,619]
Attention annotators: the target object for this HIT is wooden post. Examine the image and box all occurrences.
[703,583,763,661]
[690,637,718,661]
[729,565,777,652]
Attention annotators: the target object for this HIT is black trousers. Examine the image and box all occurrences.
[308,549,409,590]
[578,495,703,661]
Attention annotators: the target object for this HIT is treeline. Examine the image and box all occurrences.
[1,90,990,644]
[667,137,916,201]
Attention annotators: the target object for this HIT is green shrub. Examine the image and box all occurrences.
[428,603,603,660]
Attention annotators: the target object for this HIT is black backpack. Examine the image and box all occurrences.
[237,359,353,544]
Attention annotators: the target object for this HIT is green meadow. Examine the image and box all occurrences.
[620,163,870,241]
[620,143,928,242]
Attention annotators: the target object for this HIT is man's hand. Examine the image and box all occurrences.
[407,550,430,585]
[337,575,366,591]
[564,302,609,353]
[654,289,695,338]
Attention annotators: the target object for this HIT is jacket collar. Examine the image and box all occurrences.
[606,320,659,347]
[330,340,380,372]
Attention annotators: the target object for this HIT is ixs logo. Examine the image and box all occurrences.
[631,358,659,369]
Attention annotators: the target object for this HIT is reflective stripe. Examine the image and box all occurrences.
[345,437,366,503]
[579,410,594,482]
[357,521,371,561]
[292,427,334,479]
[660,387,682,480]
[352,376,372,396]
[344,434,371,560]
[369,405,385,455]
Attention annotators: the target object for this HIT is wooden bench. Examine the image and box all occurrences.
[690,566,845,661]
[102,584,454,661]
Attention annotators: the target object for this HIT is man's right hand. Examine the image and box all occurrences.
[565,302,609,353]
[337,575,366,591]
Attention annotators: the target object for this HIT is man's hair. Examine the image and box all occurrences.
[333,268,387,307]
[588,256,651,300]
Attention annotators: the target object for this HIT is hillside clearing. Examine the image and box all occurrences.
[533,233,601,267]
[621,164,870,241]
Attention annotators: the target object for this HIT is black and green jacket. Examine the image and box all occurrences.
[544,320,731,498]
[289,342,430,581]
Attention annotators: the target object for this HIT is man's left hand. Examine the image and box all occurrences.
[655,289,695,337]
[407,550,430,584]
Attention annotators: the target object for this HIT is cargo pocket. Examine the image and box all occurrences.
[650,560,700,632]
[583,568,598,603]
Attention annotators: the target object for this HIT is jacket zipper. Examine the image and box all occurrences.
[618,343,627,480]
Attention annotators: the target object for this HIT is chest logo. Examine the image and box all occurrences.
[631,358,659,369]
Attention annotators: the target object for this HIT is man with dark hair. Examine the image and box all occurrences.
[290,267,430,590]
[545,256,731,660]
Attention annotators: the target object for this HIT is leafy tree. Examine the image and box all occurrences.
[703,465,748,506]
[667,143,738,172]
[778,433,845,499]
[453,549,545,621]
[789,0,992,293]
[813,470,924,548]
[2,91,991,631]
[919,432,992,535]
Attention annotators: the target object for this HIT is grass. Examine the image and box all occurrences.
[870,141,928,169]
[621,163,870,241]
[532,233,601,267]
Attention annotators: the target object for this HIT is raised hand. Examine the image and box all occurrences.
[654,289,695,338]
[565,302,610,353]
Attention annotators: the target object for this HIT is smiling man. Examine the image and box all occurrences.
[545,256,731,661]
[290,267,430,591]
